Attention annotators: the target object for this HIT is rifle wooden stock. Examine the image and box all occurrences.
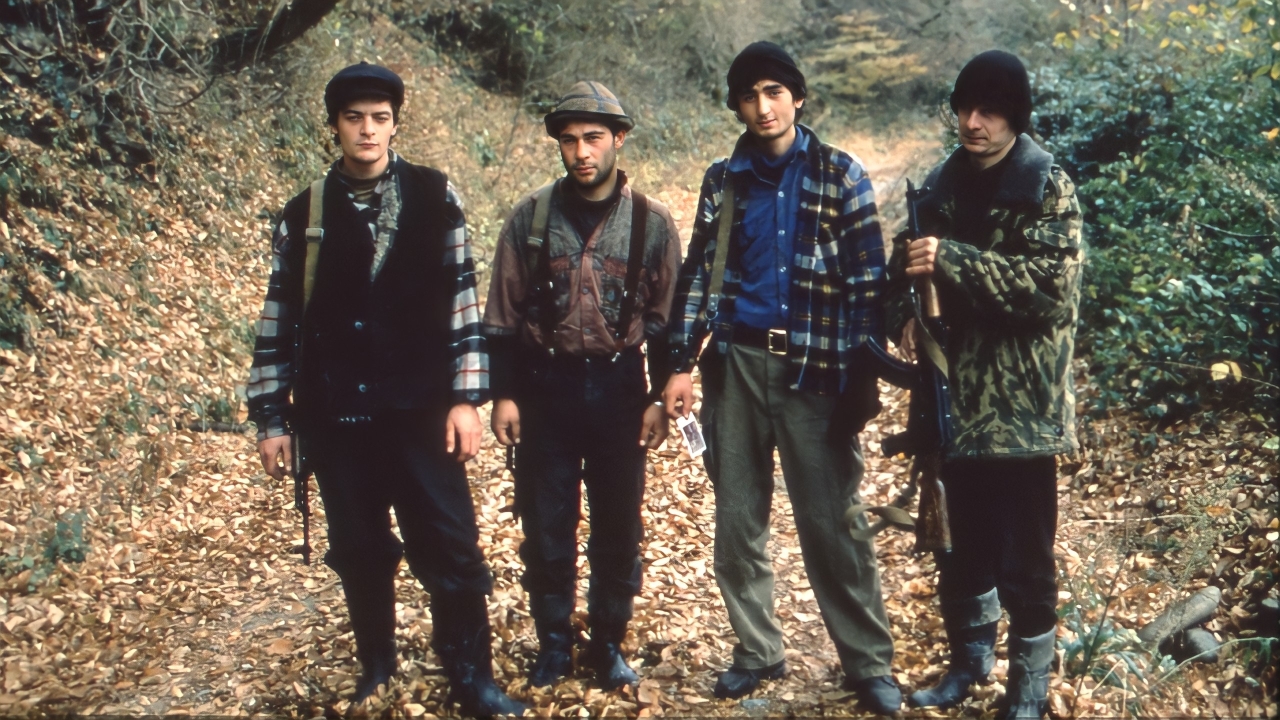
[918,278,942,319]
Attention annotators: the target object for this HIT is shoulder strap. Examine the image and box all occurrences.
[704,170,735,321]
[525,180,557,277]
[302,177,326,312]
[612,190,649,351]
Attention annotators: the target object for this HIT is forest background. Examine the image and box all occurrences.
[0,0,1276,716]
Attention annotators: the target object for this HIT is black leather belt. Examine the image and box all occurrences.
[732,325,788,355]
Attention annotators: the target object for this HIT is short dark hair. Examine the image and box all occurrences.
[949,50,1032,135]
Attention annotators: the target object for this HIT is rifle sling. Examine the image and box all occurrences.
[526,181,558,346]
[302,177,326,313]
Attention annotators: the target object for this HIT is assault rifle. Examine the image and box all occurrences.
[846,180,953,554]
[291,434,313,564]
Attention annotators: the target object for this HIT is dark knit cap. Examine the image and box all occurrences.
[725,41,806,111]
[325,62,405,123]
[949,50,1032,134]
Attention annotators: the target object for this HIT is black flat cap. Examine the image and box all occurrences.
[325,62,405,122]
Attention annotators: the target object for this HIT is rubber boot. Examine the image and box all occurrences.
[587,594,637,690]
[998,627,1056,720]
[344,576,399,703]
[433,594,529,717]
[528,594,576,688]
[909,587,1001,709]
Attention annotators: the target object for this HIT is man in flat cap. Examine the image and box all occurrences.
[247,62,525,715]
[484,81,681,690]
[662,42,900,711]
[891,50,1082,720]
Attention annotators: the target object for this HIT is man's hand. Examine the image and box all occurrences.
[899,317,919,363]
[446,403,483,462]
[492,399,521,447]
[904,236,940,277]
[662,372,695,419]
[258,434,293,482]
[639,403,670,449]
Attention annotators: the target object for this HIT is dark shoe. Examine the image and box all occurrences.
[713,661,786,700]
[343,576,399,704]
[909,588,1001,709]
[528,594,576,688]
[997,628,1055,720]
[529,639,574,688]
[352,646,397,703]
[434,594,529,717]
[845,675,903,715]
[589,641,638,690]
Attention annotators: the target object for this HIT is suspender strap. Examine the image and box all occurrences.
[302,177,326,313]
[612,191,649,351]
[704,171,735,322]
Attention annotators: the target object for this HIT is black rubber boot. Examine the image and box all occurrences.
[528,594,576,688]
[909,588,1001,709]
[344,577,399,704]
[587,594,637,690]
[433,594,528,717]
[997,628,1055,720]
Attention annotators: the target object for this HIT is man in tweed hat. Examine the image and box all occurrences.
[662,42,900,710]
[247,62,525,715]
[484,81,681,690]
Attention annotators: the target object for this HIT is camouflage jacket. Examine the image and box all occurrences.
[887,135,1084,459]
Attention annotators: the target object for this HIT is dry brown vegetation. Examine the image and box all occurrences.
[0,2,1275,717]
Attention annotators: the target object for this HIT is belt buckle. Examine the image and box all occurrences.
[767,328,787,355]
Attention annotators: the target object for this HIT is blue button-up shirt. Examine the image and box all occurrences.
[726,126,810,330]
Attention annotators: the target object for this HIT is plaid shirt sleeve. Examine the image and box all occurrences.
[836,157,886,344]
[444,182,490,406]
[668,162,726,373]
[246,219,297,441]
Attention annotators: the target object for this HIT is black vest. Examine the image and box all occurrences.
[283,162,455,420]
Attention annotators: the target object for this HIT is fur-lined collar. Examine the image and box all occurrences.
[923,134,1054,209]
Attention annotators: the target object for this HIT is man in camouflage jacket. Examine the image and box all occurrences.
[888,51,1083,720]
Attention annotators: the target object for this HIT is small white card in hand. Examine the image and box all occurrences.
[677,415,706,458]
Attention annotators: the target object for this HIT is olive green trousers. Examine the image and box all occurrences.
[702,344,895,680]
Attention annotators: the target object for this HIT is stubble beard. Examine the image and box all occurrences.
[567,152,617,191]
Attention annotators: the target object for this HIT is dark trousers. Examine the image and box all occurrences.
[937,456,1058,637]
[308,412,494,600]
[513,350,647,626]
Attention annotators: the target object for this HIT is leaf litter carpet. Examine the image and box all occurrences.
[1,381,1276,717]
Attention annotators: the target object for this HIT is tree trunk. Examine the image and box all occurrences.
[207,0,342,74]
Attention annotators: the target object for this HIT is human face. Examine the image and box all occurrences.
[957,105,1017,169]
[329,98,397,177]
[735,79,803,148]
[558,120,624,194]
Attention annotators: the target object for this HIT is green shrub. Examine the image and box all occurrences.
[1033,0,1279,421]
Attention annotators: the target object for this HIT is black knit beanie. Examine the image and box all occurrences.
[726,41,806,114]
[949,50,1032,135]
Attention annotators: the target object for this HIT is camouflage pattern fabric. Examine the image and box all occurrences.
[887,135,1084,459]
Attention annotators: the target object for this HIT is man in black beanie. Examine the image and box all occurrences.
[247,62,525,715]
[663,41,899,711]
[887,50,1083,720]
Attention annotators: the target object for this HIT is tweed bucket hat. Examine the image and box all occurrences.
[543,81,635,137]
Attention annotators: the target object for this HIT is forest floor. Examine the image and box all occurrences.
[1,12,1276,720]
